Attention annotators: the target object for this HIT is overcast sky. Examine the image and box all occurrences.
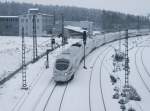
[5,0,150,16]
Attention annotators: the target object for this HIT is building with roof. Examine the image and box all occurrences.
[53,20,93,38]
[19,8,54,37]
[64,25,89,38]
[64,21,93,35]
[0,16,19,36]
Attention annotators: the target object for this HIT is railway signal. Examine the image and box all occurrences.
[83,31,87,69]
[51,38,55,50]
[21,27,28,90]
[45,49,50,69]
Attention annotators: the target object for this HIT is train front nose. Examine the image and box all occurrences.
[54,58,71,82]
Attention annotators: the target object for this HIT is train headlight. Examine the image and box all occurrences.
[64,72,68,76]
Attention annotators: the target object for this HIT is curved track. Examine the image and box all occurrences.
[99,49,111,111]
[134,47,150,93]
[11,34,150,111]
[88,46,111,111]
[140,47,150,78]
[86,36,148,111]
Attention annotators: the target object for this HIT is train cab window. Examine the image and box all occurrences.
[55,59,69,71]
[72,42,81,47]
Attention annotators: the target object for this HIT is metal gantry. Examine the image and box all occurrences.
[33,14,38,61]
[124,29,129,89]
[21,27,28,90]
[119,30,130,111]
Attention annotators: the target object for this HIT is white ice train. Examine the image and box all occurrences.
[53,29,149,82]
[53,38,95,82]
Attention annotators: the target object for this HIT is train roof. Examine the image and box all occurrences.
[62,42,82,56]
[56,38,94,60]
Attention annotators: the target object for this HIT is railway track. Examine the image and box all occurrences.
[88,47,109,111]
[42,83,68,111]
[134,47,150,93]
[32,79,54,111]
[9,33,150,111]
[140,47,150,78]
[0,38,61,85]
[10,39,70,111]
[89,35,149,111]
[58,83,68,111]
[98,49,111,111]
[88,35,146,111]
[11,67,47,111]
[43,84,57,111]
[88,46,112,111]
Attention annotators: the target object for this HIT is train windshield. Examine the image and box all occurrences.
[55,59,70,71]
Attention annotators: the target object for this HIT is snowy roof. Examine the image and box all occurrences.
[38,13,53,17]
[93,31,101,35]
[65,25,88,33]
[28,8,39,11]
[0,16,18,18]
[19,13,53,17]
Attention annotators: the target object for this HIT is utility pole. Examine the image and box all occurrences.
[51,38,55,50]
[33,14,38,61]
[83,31,87,69]
[45,38,55,69]
[21,27,28,90]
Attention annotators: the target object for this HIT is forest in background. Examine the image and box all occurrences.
[0,1,150,31]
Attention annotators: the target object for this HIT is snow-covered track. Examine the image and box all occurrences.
[140,47,150,78]
[99,49,111,111]
[58,83,68,111]
[43,83,68,111]
[11,68,47,111]
[43,84,57,111]
[88,46,110,111]
[0,38,61,85]
[31,79,54,111]
[135,48,150,93]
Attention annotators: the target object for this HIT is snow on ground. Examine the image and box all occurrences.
[0,36,80,111]
[0,34,150,111]
[0,36,79,81]
[0,36,50,80]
